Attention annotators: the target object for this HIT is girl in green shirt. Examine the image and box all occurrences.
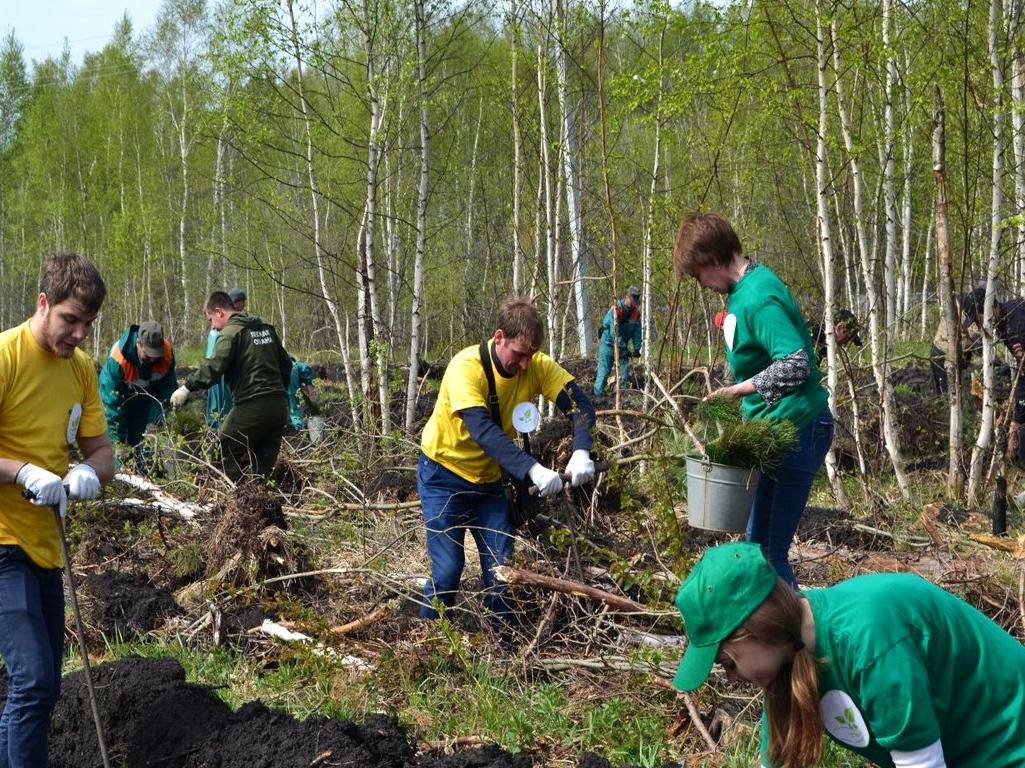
[673,542,1025,768]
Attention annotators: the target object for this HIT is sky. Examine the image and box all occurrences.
[4,0,165,68]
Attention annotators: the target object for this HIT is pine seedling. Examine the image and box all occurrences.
[692,396,797,469]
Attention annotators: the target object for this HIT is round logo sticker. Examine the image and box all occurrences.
[820,690,870,747]
[512,401,540,433]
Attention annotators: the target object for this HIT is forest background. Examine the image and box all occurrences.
[0,0,1019,476]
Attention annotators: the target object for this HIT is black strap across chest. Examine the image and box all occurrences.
[479,341,530,454]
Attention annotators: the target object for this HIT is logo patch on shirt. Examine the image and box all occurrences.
[512,401,540,433]
[722,313,737,351]
[820,690,870,747]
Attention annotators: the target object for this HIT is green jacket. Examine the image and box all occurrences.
[186,313,292,405]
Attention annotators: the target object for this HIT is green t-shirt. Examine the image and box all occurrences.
[761,573,1025,766]
[725,263,828,430]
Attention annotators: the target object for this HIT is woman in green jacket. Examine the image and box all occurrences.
[674,213,833,586]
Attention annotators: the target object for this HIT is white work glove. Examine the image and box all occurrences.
[64,463,101,501]
[528,463,563,498]
[566,449,595,488]
[170,384,191,408]
[16,463,68,517]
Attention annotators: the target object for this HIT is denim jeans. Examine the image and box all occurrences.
[0,545,65,768]
[747,406,834,587]
[418,454,514,619]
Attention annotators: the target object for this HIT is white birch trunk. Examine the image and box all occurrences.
[511,0,524,293]
[831,18,910,497]
[556,0,590,354]
[920,202,934,338]
[405,0,430,431]
[286,0,354,428]
[883,0,897,329]
[640,17,666,394]
[932,85,965,496]
[354,0,390,434]
[537,37,557,351]
[968,0,1005,500]
[899,54,914,338]
[815,4,848,507]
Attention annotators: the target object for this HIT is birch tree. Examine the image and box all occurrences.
[932,84,965,496]
[830,16,910,498]
[404,0,430,430]
[149,0,210,338]
[815,3,849,507]
[968,0,1006,500]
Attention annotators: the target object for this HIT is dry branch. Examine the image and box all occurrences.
[493,565,666,614]
[967,533,1025,558]
[647,369,705,455]
[329,604,390,635]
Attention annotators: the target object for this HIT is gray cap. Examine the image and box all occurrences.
[138,321,164,358]
[626,285,642,301]
[228,287,246,304]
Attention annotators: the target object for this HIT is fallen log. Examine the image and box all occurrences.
[112,471,212,525]
[492,565,670,615]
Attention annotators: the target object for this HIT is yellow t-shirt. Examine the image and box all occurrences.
[0,321,107,568]
[421,341,574,484]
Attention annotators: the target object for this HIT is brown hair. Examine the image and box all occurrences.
[729,579,822,768]
[673,212,743,279]
[206,291,235,313]
[496,296,544,349]
[39,252,107,313]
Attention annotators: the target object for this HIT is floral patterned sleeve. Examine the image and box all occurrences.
[750,349,809,405]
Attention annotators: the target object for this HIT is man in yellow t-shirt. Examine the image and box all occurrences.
[419,297,596,620]
[0,253,114,766]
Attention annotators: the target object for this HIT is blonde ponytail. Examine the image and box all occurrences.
[730,580,822,768]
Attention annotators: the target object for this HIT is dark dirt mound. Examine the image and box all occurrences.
[50,656,212,768]
[51,656,415,768]
[82,571,181,639]
[44,657,655,768]
[219,602,278,638]
[186,705,414,768]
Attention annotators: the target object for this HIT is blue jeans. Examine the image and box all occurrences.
[0,546,65,768]
[418,454,514,619]
[747,406,834,587]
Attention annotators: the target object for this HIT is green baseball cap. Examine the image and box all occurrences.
[673,542,778,692]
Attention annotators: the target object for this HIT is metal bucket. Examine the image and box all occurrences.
[685,456,760,533]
